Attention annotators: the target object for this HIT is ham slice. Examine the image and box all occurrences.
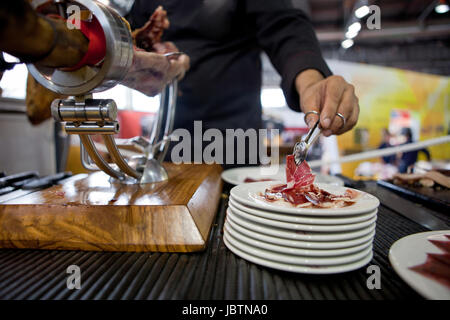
[263,156,360,208]
[285,155,315,188]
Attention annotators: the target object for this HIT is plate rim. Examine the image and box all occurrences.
[221,166,344,186]
[229,201,378,232]
[389,230,450,300]
[230,181,380,216]
[225,222,373,257]
[224,229,373,266]
[221,166,282,186]
[223,232,374,274]
[225,214,377,249]
[229,196,377,225]
[227,208,377,242]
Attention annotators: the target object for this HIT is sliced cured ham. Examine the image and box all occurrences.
[285,155,315,188]
[263,156,360,208]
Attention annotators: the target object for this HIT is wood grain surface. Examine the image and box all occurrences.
[0,163,223,252]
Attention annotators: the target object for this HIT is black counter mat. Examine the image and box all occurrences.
[0,191,428,300]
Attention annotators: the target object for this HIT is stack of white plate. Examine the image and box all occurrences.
[224,181,380,274]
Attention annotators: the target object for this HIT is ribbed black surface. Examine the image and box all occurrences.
[0,187,431,300]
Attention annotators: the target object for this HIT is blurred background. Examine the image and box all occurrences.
[0,0,449,179]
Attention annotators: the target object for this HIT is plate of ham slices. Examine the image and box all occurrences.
[230,156,379,216]
[232,182,379,216]
[224,155,380,274]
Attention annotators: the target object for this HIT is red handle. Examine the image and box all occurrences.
[64,15,106,71]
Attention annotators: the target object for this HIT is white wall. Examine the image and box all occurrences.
[0,100,56,176]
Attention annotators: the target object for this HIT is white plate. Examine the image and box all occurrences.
[221,165,344,186]
[225,222,373,257]
[226,215,376,249]
[226,208,376,242]
[224,233,373,274]
[229,202,377,232]
[230,181,380,216]
[224,228,373,266]
[389,230,450,300]
[229,197,377,225]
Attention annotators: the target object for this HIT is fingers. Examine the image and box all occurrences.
[297,72,360,137]
[300,86,321,128]
[337,97,359,135]
[323,84,355,136]
[320,76,346,131]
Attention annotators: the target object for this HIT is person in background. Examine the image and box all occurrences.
[398,128,431,173]
[378,128,396,165]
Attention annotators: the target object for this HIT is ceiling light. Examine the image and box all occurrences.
[345,29,359,39]
[435,4,450,14]
[348,22,362,34]
[355,5,370,18]
[341,39,354,49]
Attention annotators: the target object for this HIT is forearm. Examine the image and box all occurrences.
[249,6,331,110]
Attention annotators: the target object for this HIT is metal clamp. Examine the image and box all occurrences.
[28,0,178,184]
[51,80,177,184]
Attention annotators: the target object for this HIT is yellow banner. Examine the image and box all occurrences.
[327,60,450,177]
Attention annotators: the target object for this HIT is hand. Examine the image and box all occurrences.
[121,43,190,97]
[295,69,359,136]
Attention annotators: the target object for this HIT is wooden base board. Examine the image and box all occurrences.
[0,163,223,252]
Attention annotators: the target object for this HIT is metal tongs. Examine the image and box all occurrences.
[293,119,322,165]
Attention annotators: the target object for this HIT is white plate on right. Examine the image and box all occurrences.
[226,208,376,242]
[225,215,376,249]
[229,197,377,225]
[389,230,450,300]
[225,222,373,257]
[228,202,377,232]
[224,232,373,274]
